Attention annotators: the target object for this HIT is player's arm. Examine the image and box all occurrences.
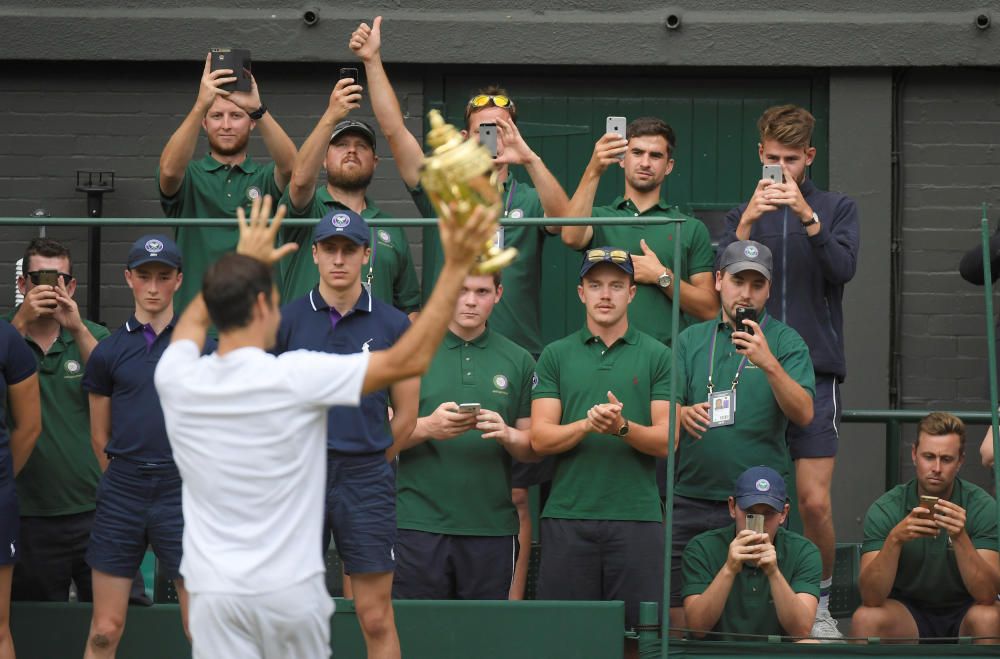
[88,393,112,472]
[287,78,361,210]
[160,54,236,197]
[350,17,425,188]
[8,374,41,476]
[529,398,589,455]
[363,206,498,394]
[387,376,419,453]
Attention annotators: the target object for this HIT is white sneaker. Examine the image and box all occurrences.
[811,607,844,640]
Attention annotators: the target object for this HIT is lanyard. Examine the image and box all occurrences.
[365,225,376,289]
[706,314,769,395]
[503,180,517,217]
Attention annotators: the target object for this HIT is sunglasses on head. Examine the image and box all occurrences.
[26,270,73,286]
[585,248,630,264]
[468,94,515,111]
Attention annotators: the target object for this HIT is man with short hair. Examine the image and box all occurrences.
[530,248,672,653]
[7,239,108,602]
[719,105,860,636]
[563,116,719,344]
[158,52,297,312]
[671,240,814,629]
[81,235,208,658]
[683,466,820,642]
[279,80,420,314]
[392,271,537,600]
[154,194,498,659]
[274,208,418,659]
[852,412,1000,644]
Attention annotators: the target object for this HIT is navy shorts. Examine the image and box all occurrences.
[0,481,19,567]
[896,596,976,643]
[537,518,663,630]
[86,458,183,580]
[787,373,841,459]
[393,529,518,600]
[323,451,396,575]
[669,495,732,607]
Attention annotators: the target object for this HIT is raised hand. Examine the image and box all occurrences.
[438,202,501,272]
[236,195,299,265]
[196,53,237,114]
[631,238,668,285]
[350,16,383,63]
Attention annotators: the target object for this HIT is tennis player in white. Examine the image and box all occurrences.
[154,195,499,658]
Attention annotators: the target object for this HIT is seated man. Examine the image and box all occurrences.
[853,412,1000,644]
[683,466,820,642]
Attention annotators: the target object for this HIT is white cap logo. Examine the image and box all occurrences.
[756,478,771,492]
[144,239,164,254]
[332,213,351,229]
[744,245,759,259]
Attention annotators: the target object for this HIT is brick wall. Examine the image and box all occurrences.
[0,60,426,329]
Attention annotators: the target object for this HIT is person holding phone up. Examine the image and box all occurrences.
[683,466,821,642]
[718,105,860,638]
[390,270,538,601]
[852,413,1000,644]
[669,240,814,633]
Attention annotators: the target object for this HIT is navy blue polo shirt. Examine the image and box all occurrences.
[0,320,37,460]
[82,316,217,463]
[275,286,410,454]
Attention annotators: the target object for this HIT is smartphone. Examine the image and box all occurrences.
[918,495,939,520]
[456,403,482,415]
[762,164,783,185]
[35,270,59,287]
[478,123,498,159]
[746,513,765,535]
[210,48,252,92]
[734,306,757,335]
[339,67,359,83]
[606,116,627,160]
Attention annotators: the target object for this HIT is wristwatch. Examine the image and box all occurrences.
[617,420,630,437]
[657,271,673,289]
[248,105,268,120]
[802,211,820,227]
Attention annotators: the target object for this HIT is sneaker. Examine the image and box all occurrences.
[811,607,843,640]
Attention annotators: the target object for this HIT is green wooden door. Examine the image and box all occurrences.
[423,71,829,346]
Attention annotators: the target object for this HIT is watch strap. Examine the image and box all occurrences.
[248,105,268,120]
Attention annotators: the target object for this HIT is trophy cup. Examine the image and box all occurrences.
[420,109,518,273]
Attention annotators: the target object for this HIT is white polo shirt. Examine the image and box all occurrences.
[154,340,369,595]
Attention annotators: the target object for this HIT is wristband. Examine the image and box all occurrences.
[248,105,268,120]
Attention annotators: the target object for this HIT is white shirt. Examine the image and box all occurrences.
[154,340,370,595]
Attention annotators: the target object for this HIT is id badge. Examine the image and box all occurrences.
[492,226,505,250]
[708,389,735,428]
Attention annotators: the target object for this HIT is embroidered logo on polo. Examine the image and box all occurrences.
[65,360,82,376]
[508,208,524,219]
[332,213,351,230]
[377,230,391,244]
[362,338,374,353]
[756,478,771,492]
[247,187,261,201]
[744,245,759,258]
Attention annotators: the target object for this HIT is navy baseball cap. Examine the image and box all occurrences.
[313,209,370,246]
[127,234,182,270]
[733,466,787,512]
[718,240,773,280]
[330,119,376,148]
[579,246,635,279]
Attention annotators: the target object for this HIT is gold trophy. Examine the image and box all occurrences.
[420,109,518,273]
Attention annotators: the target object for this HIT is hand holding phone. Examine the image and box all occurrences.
[734,307,757,335]
[339,67,359,83]
[917,495,939,520]
[210,48,252,93]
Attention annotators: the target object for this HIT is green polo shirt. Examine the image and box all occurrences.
[4,314,110,516]
[277,188,421,313]
[411,177,548,355]
[532,325,671,522]
[682,524,821,641]
[158,154,281,312]
[862,478,998,609]
[397,327,534,536]
[589,198,715,345]
[674,314,815,502]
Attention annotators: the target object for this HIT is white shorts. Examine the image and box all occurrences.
[189,574,334,659]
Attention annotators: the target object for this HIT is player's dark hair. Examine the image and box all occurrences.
[23,237,72,273]
[203,254,274,332]
[626,117,677,157]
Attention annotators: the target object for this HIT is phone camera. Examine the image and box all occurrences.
[302,7,320,26]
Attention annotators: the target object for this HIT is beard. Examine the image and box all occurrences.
[626,172,661,194]
[208,131,250,157]
[328,166,374,192]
